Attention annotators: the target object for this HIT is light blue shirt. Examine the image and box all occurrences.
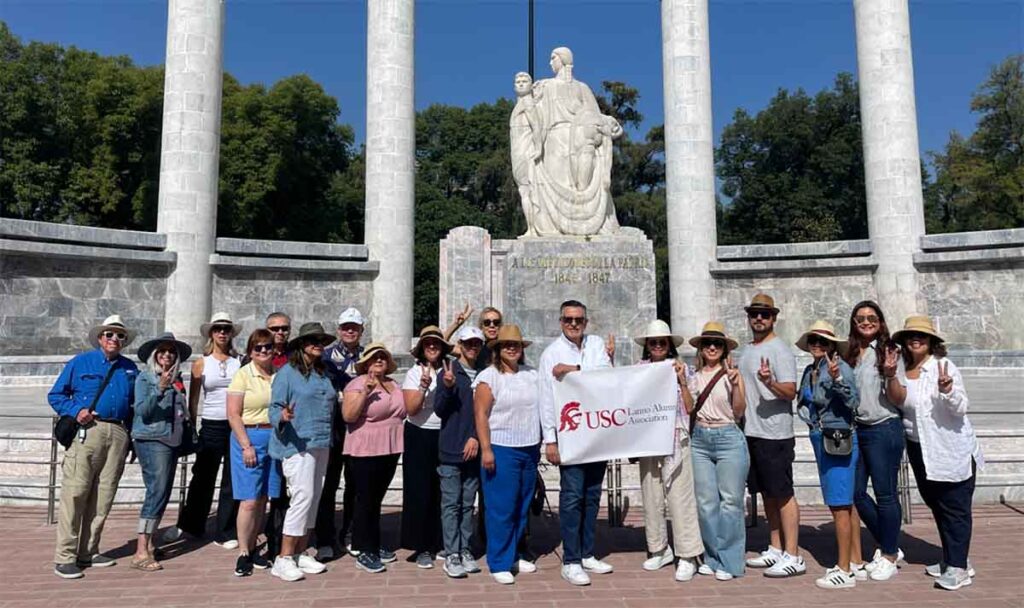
[268,363,336,460]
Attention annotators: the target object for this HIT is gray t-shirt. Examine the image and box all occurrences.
[739,336,798,440]
[854,344,906,425]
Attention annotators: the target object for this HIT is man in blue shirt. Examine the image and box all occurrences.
[48,315,139,579]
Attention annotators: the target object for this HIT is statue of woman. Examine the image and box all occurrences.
[515,47,622,237]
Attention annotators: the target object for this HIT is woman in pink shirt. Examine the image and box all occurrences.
[341,343,407,574]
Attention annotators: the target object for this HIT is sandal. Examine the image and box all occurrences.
[130,557,163,572]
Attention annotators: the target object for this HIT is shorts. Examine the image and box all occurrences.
[809,430,858,507]
[746,436,795,499]
[230,427,282,500]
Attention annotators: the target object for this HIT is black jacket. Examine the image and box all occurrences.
[434,359,479,465]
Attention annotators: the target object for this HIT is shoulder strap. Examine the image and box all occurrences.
[690,367,728,430]
[87,360,120,414]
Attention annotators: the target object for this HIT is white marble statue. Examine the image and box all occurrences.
[510,47,622,237]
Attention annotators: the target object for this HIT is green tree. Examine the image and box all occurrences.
[716,73,867,244]
[927,55,1024,232]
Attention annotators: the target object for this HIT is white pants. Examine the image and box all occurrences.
[639,435,704,558]
[281,447,329,537]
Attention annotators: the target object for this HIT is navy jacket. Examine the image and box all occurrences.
[433,358,479,465]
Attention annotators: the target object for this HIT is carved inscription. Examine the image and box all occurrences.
[510,255,650,284]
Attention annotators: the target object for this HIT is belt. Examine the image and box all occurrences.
[94,416,125,425]
[245,423,273,429]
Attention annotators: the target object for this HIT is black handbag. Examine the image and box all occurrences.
[178,416,200,457]
[53,363,118,449]
[821,427,853,456]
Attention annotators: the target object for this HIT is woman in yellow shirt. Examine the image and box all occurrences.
[226,329,281,576]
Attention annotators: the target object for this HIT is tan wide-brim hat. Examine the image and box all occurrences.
[891,314,944,344]
[487,324,532,349]
[355,342,398,375]
[633,319,684,347]
[688,321,739,350]
[88,314,137,347]
[410,325,452,360]
[796,320,849,356]
[200,312,243,338]
[744,292,780,315]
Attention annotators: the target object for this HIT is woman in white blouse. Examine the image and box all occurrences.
[473,324,541,585]
[893,315,983,592]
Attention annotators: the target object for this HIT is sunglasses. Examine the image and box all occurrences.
[646,338,669,347]
[268,325,290,333]
[252,343,274,354]
[369,353,389,363]
[700,339,725,349]
[101,331,127,342]
[854,315,880,324]
[747,310,774,320]
[154,347,177,356]
[806,335,831,347]
[903,332,929,343]
[561,316,587,326]
[501,342,523,350]
[211,325,233,334]
[461,340,483,349]
[481,319,502,327]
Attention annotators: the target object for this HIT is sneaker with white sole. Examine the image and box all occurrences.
[515,559,537,574]
[378,548,397,563]
[355,552,386,574]
[492,571,515,585]
[581,556,614,574]
[815,566,856,589]
[674,558,696,582]
[297,553,327,574]
[346,544,361,558]
[414,551,434,569]
[865,548,905,573]
[868,556,898,581]
[764,552,806,578]
[697,563,714,576]
[643,547,675,571]
[443,554,467,579]
[850,562,868,581]
[214,539,240,551]
[54,562,84,579]
[935,566,972,591]
[271,556,305,582]
[925,560,975,578]
[561,563,591,586]
[461,550,481,574]
[746,545,783,568]
[715,569,734,581]
[160,526,183,544]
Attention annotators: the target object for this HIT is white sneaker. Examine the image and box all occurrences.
[697,563,714,576]
[714,569,734,581]
[215,539,240,550]
[581,556,614,574]
[675,558,697,582]
[160,526,183,543]
[297,553,327,575]
[271,556,305,582]
[764,552,806,578]
[746,545,783,568]
[642,548,675,571]
[561,563,591,586]
[515,559,537,574]
[868,556,898,581]
[925,560,975,578]
[815,566,856,589]
[346,543,361,558]
[492,571,515,585]
[850,562,868,581]
[865,548,905,573]
[316,546,335,561]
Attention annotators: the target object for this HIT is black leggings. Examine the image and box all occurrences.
[349,453,400,554]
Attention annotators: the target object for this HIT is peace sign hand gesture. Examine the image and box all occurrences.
[882,344,900,378]
[726,355,740,387]
[937,360,953,394]
[441,359,455,388]
[455,302,473,325]
[757,357,773,386]
[605,334,616,361]
[827,352,841,380]
[365,371,380,393]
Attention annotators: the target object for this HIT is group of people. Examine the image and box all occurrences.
[46,293,982,593]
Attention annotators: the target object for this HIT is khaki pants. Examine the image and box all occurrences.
[639,434,704,558]
[54,421,130,564]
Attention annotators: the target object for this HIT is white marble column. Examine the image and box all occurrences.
[662,0,717,341]
[854,0,926,323]
[365,0,415,352]
[156,0,225,341]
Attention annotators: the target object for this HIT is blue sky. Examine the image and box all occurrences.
[2,0,1021,161]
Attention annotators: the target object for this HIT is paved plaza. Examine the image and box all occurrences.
[0,503,1020,608]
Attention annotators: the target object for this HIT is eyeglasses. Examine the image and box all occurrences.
[211,325,233,334]
[747,310,774,320]
[252,343,274,354]
[854,315,880,324]
[561,316,587,326]
[101,331,127,342]
[807,335,830,347]
[646,338,669,347]
[268,325,290,333]
[700,339,725,350]
[481,319,502,328]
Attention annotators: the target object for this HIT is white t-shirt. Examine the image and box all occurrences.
[402,364,442,430]
[474,365,541,447]
[738,336,798,440]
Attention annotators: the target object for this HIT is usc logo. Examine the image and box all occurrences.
[559,401,582,432]
[559,401,628,433]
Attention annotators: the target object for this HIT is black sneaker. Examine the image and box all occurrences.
[76,554,116,568]
[251,554,271,570]
[234,554,254,577]
[355,552,386,574]
[54,563,84,579]
[415,551,434,569]
[378,548,397,564]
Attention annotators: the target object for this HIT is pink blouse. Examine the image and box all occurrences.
[343,374,406,457]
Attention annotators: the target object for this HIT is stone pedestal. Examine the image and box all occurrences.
[440,226,657,364]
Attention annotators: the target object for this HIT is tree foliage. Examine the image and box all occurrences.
[926,55,1024,232]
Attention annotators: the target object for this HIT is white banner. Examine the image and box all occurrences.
[553,361,679,465]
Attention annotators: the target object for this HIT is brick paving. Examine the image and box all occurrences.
[0,504,1020,607]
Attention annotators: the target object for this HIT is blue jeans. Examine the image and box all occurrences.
[438,461,480,556]
[134,439,178,534]
[854,417,904,555]
[481,445,539,573]
[690,424,749,576]
[558,460,606,565]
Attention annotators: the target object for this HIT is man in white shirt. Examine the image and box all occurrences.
[538,300,615,586]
